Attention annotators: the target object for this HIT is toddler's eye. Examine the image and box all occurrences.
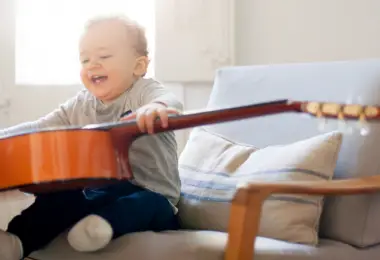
[100,55,112,59]
[81,59,89,64]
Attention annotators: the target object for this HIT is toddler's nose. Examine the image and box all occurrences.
[87,60,101,70]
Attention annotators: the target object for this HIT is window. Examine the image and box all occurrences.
[15,0,155,85]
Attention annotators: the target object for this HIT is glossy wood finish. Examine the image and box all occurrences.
[225,176,380,260]
[0,129,122,193]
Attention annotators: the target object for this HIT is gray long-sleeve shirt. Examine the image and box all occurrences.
[0,78,183,210]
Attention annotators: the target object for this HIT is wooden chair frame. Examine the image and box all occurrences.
[225,176,380,260]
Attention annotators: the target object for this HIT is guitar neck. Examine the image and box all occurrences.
[109,99,301,136]
[163,99,298,132]
[88,99,380,138]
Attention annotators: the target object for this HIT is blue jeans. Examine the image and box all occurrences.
[7,181,179,257]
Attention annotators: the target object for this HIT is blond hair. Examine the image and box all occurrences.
[84,14,149,57]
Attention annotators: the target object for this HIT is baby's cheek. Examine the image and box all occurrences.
[80,69,86,77]
[79,70,89,84]
[111,68,131,83]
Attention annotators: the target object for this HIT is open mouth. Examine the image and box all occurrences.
[91,75,108,84]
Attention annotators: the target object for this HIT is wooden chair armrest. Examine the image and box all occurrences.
[225,175,380,260]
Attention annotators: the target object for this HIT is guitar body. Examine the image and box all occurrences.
[0,99,378,194]
[0,128,129,193]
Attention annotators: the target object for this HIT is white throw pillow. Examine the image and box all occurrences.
[178,127,343,245]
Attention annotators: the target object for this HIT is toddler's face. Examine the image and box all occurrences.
[79,20,146,102]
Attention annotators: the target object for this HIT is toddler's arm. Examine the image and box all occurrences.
[0,96,77,138]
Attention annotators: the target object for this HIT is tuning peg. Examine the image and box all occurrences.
[314,104,327,132]
[358,113,370,136]
[344,95,370,135]
[360,125,370,136]
[336,110,350,133]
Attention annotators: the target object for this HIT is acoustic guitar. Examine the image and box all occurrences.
[0,99,378,194]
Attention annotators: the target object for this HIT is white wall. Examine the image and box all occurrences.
[235,0,380,65]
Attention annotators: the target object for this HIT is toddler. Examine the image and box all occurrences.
[0,15,183,260]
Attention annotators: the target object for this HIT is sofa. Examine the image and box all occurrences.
[9,58,380,259]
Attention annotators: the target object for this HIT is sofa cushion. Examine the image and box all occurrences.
[178,127,342,245]
[203,60,380,247]
[29,230,380,260]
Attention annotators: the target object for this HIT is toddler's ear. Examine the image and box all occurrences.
[133,56,149,77]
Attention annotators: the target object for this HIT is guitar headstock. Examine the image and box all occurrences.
[300,101,380,120]
[299,101,380,136]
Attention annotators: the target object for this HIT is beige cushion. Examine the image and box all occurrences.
[178,127,343,245]
[30,230,375,260]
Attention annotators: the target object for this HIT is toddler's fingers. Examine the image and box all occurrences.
[145,108,157,134]
[157,108,168,128]
[120,112,146,133]
[119,111,146,132]
[119,107,180,133]
[136,112,147,133]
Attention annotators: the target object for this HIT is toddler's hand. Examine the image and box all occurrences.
[120,102,180,134]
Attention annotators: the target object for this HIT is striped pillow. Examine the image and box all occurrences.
[178,127,343,245]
